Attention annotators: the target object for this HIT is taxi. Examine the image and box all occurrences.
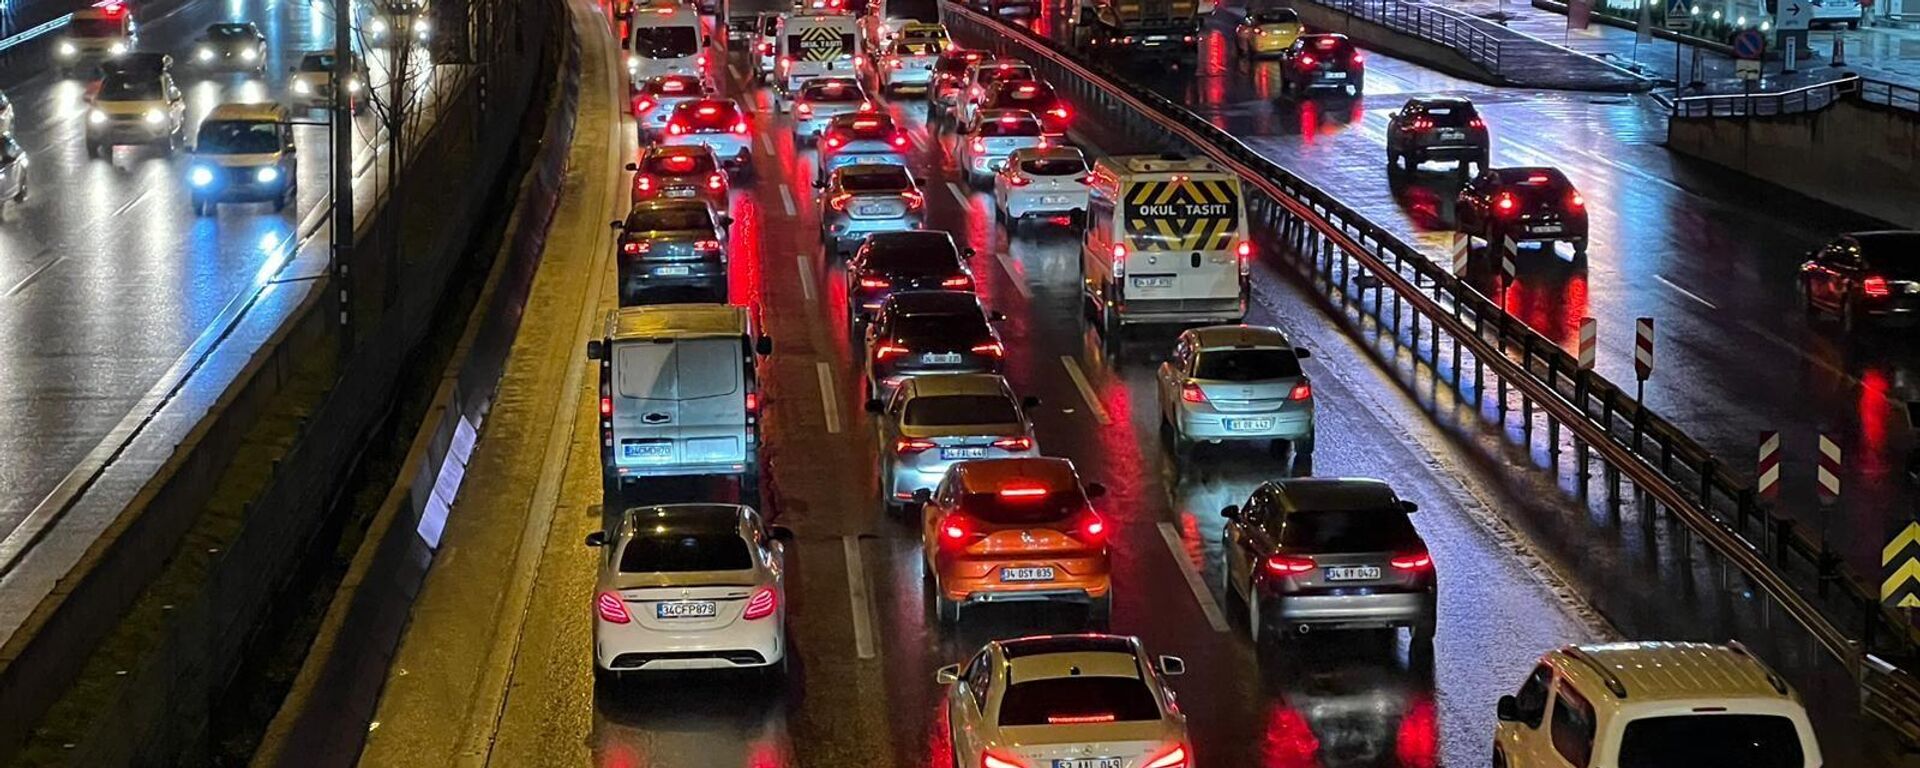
[938,635,1190,768]
[1234,8,1302,58]
[86,54,186,158]
[188,103,296,215]
[916,457,1111,624]
[875,37,945,95]
[54,3,136,74]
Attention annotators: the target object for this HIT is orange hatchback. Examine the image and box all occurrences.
[917,457,1112,625]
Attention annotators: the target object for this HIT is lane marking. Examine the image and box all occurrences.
[816,361,841,433]
[993,249,1031,299]
[1060,356,1110,425]
[796,254,815,302]
[945,180,968,208]
[1654,274,1717,310]
[843,535,878,659]
[759,133,775,155]
[779,182,797,217]
[1156,522,1231,633]
[4,254,63,298]
[110,190,150,218]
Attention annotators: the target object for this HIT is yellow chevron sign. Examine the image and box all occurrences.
[1122,178,1240,253]
[1883,522,1920,608]
[792,26,849,63]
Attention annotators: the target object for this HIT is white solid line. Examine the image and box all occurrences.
[994,250,1031,299]
[779,183,797,217]
[1654,274,1717,310]
[817,361,842,434]
[759,133,775,155]
[945,180,968,208]
[4,255,63,298]
[796,255,816,302]
[843,535,877,659]
[1060,356,1111,425]
[1156,522,1231,633]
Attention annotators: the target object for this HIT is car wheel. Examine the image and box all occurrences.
[1843,296,1860,333]
[1247,587,1264,646]
[1848,19,1860,28]
[936,593,962,625]
[592,666,618,688]
[1571,239,1588,260]
[1411,619,1437,647]
[1801,284,1820,318]
[1218,556,1239,610]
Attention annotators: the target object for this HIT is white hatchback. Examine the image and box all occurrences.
[587,503,792,679]
[938,634,1191,768]
[994,146,1091,223]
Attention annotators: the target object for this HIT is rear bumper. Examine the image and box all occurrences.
[1403,143,1485,161]
[825,215,924,247]
[1269,590,1435,630]
[884,69,935,87]
[595,621,784,671]
[940,572,1110,603]
[620,263,726,294]
[1111,293,1248,325]
[1175,408,1313,442]
[883,446,1040,499]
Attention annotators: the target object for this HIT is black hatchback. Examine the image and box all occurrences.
[1278,34,1364,97]
[1799,230,1920,331]
[862,291,1006,400]
[845,231,978,332]
[1385,97,1489,173]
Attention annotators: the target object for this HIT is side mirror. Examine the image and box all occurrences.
[864,398,884,414]
[1387,110,1399,119]
[625,161,638,171]
[1496,695,1519,722]
[1020,395,1041,410]
[913,488,932,504]
[989,311,1007,322]
[609,219,625,230]
[1292,346,1311,359]
[1220,504,1240,520]
[586,340,604,360]
[756,335,774,356]
[1085,482,1107,499]
[769,525,795,541]
[1398,500,1419,514]
[584,531,608,547]
[1156,655,1186,677]
[936,664,961,685]
[718,214,734,227]
[963,247,977,258]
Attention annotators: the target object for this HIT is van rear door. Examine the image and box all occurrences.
[612,338,747,474]
[1119,176,1242,303]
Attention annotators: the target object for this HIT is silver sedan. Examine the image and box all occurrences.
[866,373,1039,513]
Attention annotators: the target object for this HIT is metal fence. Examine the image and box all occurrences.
[1859,77,1920,114]
[1672,75,1860,117]
[944,0,1920,741]
[1312,0,1503,74]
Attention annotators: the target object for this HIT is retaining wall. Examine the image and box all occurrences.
[1668,99,1920,229]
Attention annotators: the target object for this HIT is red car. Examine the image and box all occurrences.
[627,144,728,208]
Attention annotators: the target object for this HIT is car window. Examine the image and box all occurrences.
[964,651,991,711]
[896,314,991,344]
[633,25,700,57]
[677,101,741,127]
[1549,683,1597,767]
[99,76,163,99]
[1278,509,1421,551]
[628,207,716,231]
[997,676,1160,726]
[1617,715,1805,768]
[803,81,864,101]
[761,16,780,34]
[904,395,1020,427]
[1250,9,1297,22]
[619,531,753,572]
[960,486,1086,525]
[1513,664,1552,728]
[614,338,739,400]
[1020,157,1086,176]
[839,168,913,192]
[1193,349,1302,381]
[300,54,335,71]
[643,152,718,176]
[1420,104,1479,126]
[977,114,1041,136]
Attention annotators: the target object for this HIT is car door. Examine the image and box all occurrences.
[1541,678,1597,767]
[671,336,748,469]
[877,385,908,475]
[611,339,682,471]
[1156,335,1193,416]
[1496,664,1555,764]
[950,650,992,760]
[1223,487,1269,595]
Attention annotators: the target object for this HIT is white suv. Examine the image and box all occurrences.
[1494,642,1822,768]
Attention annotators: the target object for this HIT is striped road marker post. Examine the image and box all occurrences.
[1577,317,1596,370]
[1499,235,1518,305]
[1818,433,1842,504]
[1451,232,1470,277]
[1757,430,1781,500]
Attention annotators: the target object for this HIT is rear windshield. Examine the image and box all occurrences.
[620,532,753,573]
[802,80,864,101]
[975,65,1032,84]
[615,338,740,400]
[936,54,984,75]
[834,117,896,138]
[648,76,702,96]
[893,39,943,56]
[1857,236,1920,276]
[1021,157,1085,176]
[904,394,1020,427]
[1250,9,1298,22]
[978,115,1041,136]
[1280,509,1421,551]
[1306,36,1354,54]
[644,152,718,176]
[1618,715,1805,768]
[998,677,1160,726]
[1417,104,1479,126]
[760,16,780,33]
[1194,349,1302,381]
[840,168,914,191]
[677,101,741,127]
[633,26,699,57]
[993,83,1056,105]
[866,243,959,271]
[627,207,716,231]
[896,313,990,344]
[1498,171,1571,192]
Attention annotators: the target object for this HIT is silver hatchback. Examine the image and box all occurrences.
[1157,324,1314,460]
[816,163,925,258]
[865,373,1040,512]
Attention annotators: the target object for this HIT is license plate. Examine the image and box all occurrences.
[941,446,989,460]
[857,204,895,216]
[1132,276,1174,289]
[1226,417,1275,431]
[1324,71,1347,79]
[1001,566,1055,582]
[654,265,691,276]
[624,442,672,459]
[1146,34,1168,41]
[922,352,962,364]
[1053,759,1122,768]
[666,189,695,198]
[1529,224,1562,234]
[1040,195,1070,205]
[655,600,718,619]
[1439,129,1465,140]
[1323,565,1382,581]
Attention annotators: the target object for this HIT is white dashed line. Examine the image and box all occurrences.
[796,255,816,302]
[1157,522,1231,633]
[759,133,775,155]
[816,361,841,434]
[1654,274,1717,310]
[1060,356,1111,425]
[779,183,797,217]
[994,250,1031,298]
[945,180,968,208]
[843,535,878,659]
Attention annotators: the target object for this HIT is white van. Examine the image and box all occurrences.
[775,9,860,108]
[628,2,708,82]
[1082,154,1250,332]
[586,304,774,501]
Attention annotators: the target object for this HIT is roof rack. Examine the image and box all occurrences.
[1562,646,1629,698]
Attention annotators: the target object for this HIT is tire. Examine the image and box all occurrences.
[1411,619,1437,647]
[592,666,618,689]
[603,471,622,502]
[1571,239,1588,260]
[1848,19,1860,28]
[273,189,290,212]
[1801,284,1819,318]
[1247,587,1264,646]
[86,141,103,159]
[1843,296,1860,333]
[936,593,962,625]
[192,198,210,216]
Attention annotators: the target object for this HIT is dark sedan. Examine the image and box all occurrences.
[862,290,1005,401]
[1455,167,1588,258]
[1385,97,1489,173]
[845,231,977,332]
[609,200,734,305]
[191,23,266,73]
[1278,34,1364,98]
[1799,231,1920,331]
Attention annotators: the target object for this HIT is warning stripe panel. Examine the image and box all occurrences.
[1122,179,1241,252]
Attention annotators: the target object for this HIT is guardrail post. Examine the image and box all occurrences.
[1472,311,1485,409]
[1520,340,1534,438]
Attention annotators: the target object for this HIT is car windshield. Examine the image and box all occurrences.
[619,532,753,573]
[300,54,336,71]
[633,26,699,57]
[1021,157,1085,176]
[904,394,1020,427]
[644,152,717,175]
[1281,509,1421,551]
[960,485,1085,524]
[998,676,1160,726]
[976,65,1031,84]
[1194,349,1302,381]
[208,25,254,39]
[197,121,280,154]
[71,17,124,37]
[98,76,162,99]
[628,207,715,231]
[1251,9,1297,22]
[1617,715,1805,768]
[977,115,1041,137]
[840,168,913,192]
[803,81,863,102]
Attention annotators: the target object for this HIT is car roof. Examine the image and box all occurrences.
[1188,324,1294,350]
[903,373,1012,399]
[627,199,715,216]
[952,457,1079,495]
[607,303,748,341]
[620,503,749,537]
[1549,642,1794,704]
[645,144,716,159]
[1408,96,1473,109]
[1846,230,1920,255]
[1268,477,1399,512]
[884,289,981,314]
[978,108,1039,121]
[205,102,286,122]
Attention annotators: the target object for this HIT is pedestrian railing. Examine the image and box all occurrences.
[944,0,1920,741]
[1672,75,1860,117]
[1858,77,1920,114]
[1308,0,1504,75]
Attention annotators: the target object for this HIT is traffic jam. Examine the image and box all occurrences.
[582,0,1832,764]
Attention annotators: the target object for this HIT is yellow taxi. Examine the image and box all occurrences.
[188,103,297,215]
[1234,8,1303,58]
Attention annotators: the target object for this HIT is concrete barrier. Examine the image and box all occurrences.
[1667,99,1920,229]
[0,6,565,763]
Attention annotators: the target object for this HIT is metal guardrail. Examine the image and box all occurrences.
[1672,75,1860,117]
[1865,654,1920,744]
[945,0,1920,740]
[1859,77,1920,114]
[1310,0,1503,75]
[0,13,74,55]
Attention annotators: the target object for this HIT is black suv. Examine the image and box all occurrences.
[1385,97,1489,173]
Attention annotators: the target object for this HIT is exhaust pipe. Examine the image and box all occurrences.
[1294,624,1311,636]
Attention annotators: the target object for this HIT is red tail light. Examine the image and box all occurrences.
[1143,744,1190,768]
[1409,117,1433,131]
[742,586,778,619]
[596,591,632,624]
[903,191,924,210]
[826,135,846,149]
[707,173,726,190]
[1180,383,1207,403]
[969,138,985,152]
[1493,192,1516,214]
[875,341,910,360]
[1297,53,1316,67]
[731,120,748,135]
[696,53,708,68]
[895,438,936,454]
[635,175,655,193]
[1008,174,1031,187]
[759,41,773,54]
[1047,106,1069,120]
[745,392,759,413]
[971,341,1004,357]
[891,133,909,147]
[633,97,655,115]
[796,102,813,116]
[779,55,792,71]
[859,276,891,289]
[668,121,687,135]
[694,239,721,250]
[1288,382,1312,400]
[1237,241,1254,275]
[991,436,1032,451]
[1264,554,1315,575]
[621,241,651,254]
[1390,552,1433,572]
[1864,275,1891,297]
[858,101,876,112]
[1073,510,1108,545]
[1351,51,1365,65]
[940,515,974,544]
[829,192,853,211]
[941,274,972,289]
[981,753,1028,768]
[1568,192,1585,209]
[600,395,612,416]
[889,58,904,69]
[1469,117,1485,129]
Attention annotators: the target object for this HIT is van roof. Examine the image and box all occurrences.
[205,102,287,122]
[1550,642,1795,704]
[1097,154,1230,178]
[607,304,749,342]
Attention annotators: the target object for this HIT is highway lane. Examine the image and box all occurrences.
[1009,5,1920,594]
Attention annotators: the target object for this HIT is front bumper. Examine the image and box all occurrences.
[89,121,173,144]
[1269,589,1435,630]
[1175,407,1313,442]
[595,618,785,671]
[194,169,291,203]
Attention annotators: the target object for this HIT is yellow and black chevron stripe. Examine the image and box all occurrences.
[1122,179,1240,252]
[793,26,848,63]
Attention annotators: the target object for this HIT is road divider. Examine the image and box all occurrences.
[817,361,842,434]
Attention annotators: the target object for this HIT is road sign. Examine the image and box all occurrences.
[1776,0,1811,31]
[1757,431,1781,498]
[1450,232,1469,277]
[1735,58,1763,79]
[1818,433,1842,502]
[1633,317,1653,381]
[1883,522,1920,608]
[1577,317,1596,370]
[1732,28,1767,59]
[1664,0,1693,30]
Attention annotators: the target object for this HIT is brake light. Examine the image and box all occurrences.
[1351,51,1365,65]
[981,753,1027,768]
[1493,192,1516,214]
[999,484,1048,498]
[889,58,903,69]
[891,133,909,147]
[596,592,632,624]
[1047,713,1115,724]
[971,341,1004,357]
[895,438,937,454]
[759,41,773,54]
[1569,192,1585,209]
[1073,511,1108,545]
[1265,554,1316,575]
[600,395,612,416]
[694,239,721,250]
[1288,381,1312,400]
[696,53,708,68]
[1408,117,1432,131]
[826,135,846,149]
[941,515,973,542]
[1143,745,1190,768]
[969,138,985,152]
[1047,106,1069,120]
[745,392,759,413]
[859,276,891,289]
[941,274,972,289]
[1007,174,1031,187]
[732,120,748,135]
[858,101,876,112]
[875,340,910,359]
[742,586,778,619]
[1111,243,1127,278]
[635,175,655,193]
[796,102,813,116]
[970,85,983,99]
[991,436,1032,451]
[697,105,717,116]
[903,191,924,210]
[1297,53,1316,67]
[633,97,655,115]
[1180,383,1207,403]
[1016,84,1037,94]
[1469,117,1485,129]
[1390,552,1433,571]
[668,121,687,135]
[621,241,651,254]
[1865,275,1891,297]
[1237,241,1254,275]
[779,55,792,71]
[829,193,853,211]
[707,173,725,191]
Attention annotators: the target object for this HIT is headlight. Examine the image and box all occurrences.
[256,166,279,184]
[58,41,77,57]
[144,108,165,124]
[108,41,128,55]
[412,17,430,34]
[292,79,312,94]
[347,78,362,94]
[89,109,109,124]
[241,47,258,61]
[190,166,214,186]
[369,18,388,35]
[626,54,639,69]
[198,46,214,61]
